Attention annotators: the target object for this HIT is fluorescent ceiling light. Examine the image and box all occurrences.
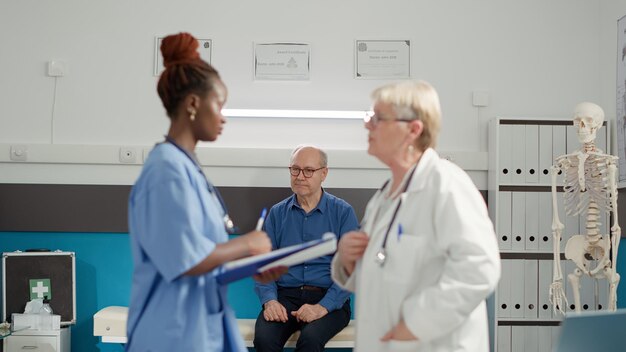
[222,109,368,119]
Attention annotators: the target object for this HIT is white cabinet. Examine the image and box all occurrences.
[488,117,609,351]
[3,327,70,352]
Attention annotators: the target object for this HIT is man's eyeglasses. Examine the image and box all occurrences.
[364,111,414,127]
[288,167,326,178]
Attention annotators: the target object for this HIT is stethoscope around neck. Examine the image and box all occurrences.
[372,164,418,266]
[163,136,238,235]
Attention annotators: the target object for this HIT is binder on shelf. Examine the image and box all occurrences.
[511,125,526,184]
[511,326,524,352]
[525,192,539,251]
[511,193,526,251]
[497,325,512,352]
[498,191,512,250]
[215,233,337,284]
[525,124,539,183]
[538,326,553,352]
[524,259,538,319]
[524,325,539,352]
[510,259,525,319]
[538,125,553,184]
[538,260,553,320]
[552,125,566,187]
[499,124,513,184]
[498,259,512,318]
[538,192,553,252]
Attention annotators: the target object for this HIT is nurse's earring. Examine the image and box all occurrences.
[408,144,415,156]
[188,109,196,122]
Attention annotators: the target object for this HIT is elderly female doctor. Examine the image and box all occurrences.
[332,81,500,352]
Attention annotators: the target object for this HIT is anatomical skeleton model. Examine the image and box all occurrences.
[549,102,621,314]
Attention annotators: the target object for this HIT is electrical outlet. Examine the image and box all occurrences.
[10,145,28,161]
[119,147,137,164]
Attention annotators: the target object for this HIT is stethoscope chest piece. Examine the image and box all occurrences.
[375,249,387,266]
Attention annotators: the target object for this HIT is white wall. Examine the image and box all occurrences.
[601,0,626,153]
[0,0,612,188]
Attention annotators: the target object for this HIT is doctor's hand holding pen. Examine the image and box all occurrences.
[336,231,370,276]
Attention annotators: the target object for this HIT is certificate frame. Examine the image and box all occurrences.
[354,39,411,79]
[616,15,626,188]
[253,42,311,81]
[153,36,212,76]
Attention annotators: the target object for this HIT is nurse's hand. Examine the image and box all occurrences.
[243,230,272,255]
[380,319,418,341]
[337,231,369,275]
[291,304,328,323]
[263,300,289,322]
[253,266,288,284]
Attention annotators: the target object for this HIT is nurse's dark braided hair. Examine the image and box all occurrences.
[157,32,221,118]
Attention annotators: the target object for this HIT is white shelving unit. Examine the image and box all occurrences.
[488,117,610,352]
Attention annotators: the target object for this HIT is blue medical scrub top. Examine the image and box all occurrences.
[126,143,245,352]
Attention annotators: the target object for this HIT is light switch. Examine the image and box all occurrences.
[472,91,490,107]
[48,61,68,77]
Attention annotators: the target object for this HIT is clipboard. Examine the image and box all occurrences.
[216,233,337,284]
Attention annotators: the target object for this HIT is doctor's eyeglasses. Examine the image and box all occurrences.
[288,167,326,178]
[364,111,414,128]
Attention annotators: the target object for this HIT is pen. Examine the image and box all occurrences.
[255,208,268,231]
[397,223,403,241]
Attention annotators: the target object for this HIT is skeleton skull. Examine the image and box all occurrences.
[573,102,604,144]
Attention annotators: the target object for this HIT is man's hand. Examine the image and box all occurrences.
[290,304,328,323]
[380,319,418,342]
[337,231,369,275]
[263,300,289,322]
[253,266,288,284]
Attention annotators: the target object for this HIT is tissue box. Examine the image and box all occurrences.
[12,313,61,331]
[2,251,76,325]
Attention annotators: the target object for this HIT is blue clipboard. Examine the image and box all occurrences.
[215,233,335,284]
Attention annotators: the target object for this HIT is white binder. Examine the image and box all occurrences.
[598,125,607,153]
[538,192,553,252]
[510,259,525,319]
[511,192,526,251]
[537,326,553,352]
[552,125,566,186]
[579,274,594,312]
[498,259,512,318]
[498,191,512,250]
[538,260,553,320]
[498,325,512,352]
[524,325,538,352]
[564,261,577,312]
[500,124,513,184]
[524,259,538,319]
[525,192,539,251]
[525,124,539,183]
[538,125,553,184]
[598,277,608,311]
[511,124,526,184]
[511,326,524,352]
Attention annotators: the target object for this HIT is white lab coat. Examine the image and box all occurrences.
[332,148,500,352]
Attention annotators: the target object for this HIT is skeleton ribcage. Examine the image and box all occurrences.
[562,154,613,216]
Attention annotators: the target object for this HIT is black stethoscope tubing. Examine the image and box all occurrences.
[163,136,237,234]
[373,164,418,265]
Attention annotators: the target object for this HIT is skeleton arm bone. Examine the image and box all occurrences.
[550,164,568,314]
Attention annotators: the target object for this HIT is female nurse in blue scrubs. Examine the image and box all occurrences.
[126,32,283,352]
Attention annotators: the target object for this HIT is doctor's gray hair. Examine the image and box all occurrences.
[290,145,328,168]
[371,80,441,151]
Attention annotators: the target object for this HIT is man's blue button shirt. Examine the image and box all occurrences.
[254,190,359,311]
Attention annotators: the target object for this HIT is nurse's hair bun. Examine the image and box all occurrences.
[161,32,200,68]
